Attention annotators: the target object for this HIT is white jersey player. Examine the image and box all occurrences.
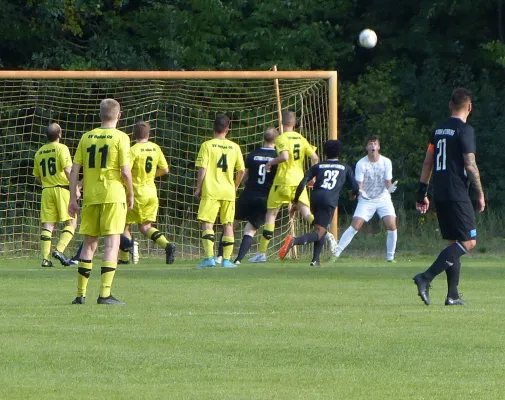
[333,135,398,262]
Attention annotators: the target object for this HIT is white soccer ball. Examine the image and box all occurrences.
[359,29,378,49]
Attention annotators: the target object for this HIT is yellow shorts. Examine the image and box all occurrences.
[126,195,158,225]
[79,203,127,237]
[197,198,235,224]
[40,187,74,223]
[267,185,310,209]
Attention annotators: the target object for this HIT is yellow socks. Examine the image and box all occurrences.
[147,227,169,249]
[99,261,117,298]
[40,229,52,260]
[56,225,75,253]
[202,230,215,258]
[222,236,234,260]
[259,223,275,254]
[77,260,92,297]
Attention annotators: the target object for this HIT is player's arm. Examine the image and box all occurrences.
[195,167,206,199]
[346,166,360,199]
[68,162,81,218]
[121,166,134,210]
[416,144,435,214]
[155,167,169,177]
[463,152,485,213]
[354,161,369,199]
[234,145,246,191]
[235,169,246,191]
[294,167,315,203]
[265,150,288,172]
[156,148,170,177]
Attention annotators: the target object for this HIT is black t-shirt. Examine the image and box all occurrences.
[243,147,277,196]
[430,117,476,202]
[295,159,358,207]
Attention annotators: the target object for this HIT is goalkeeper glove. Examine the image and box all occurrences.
[416,182,428,203]
[387,180,398,194]
[359,189,371,200]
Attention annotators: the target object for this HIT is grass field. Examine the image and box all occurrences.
[1,255,505,399]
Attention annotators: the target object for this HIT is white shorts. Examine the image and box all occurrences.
[354,194,396,222]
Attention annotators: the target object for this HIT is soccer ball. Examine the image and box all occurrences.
[359,29,378,49]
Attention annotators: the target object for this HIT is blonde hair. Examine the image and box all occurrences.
[99,98,121,122]
[263,127,278,144]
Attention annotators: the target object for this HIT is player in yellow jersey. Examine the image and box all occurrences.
[120,121,175,264]
[33,123,77,267]
[195,114,245,268]
[68,98,133,305]
[249,111,319,263]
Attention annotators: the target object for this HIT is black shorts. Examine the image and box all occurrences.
[435,201,477,241]
[235,194,267,229]
[310,196,336,228]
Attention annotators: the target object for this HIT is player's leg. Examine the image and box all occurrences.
[197,198,219,267]
[333,217,365,258]
[219,201,236,267]
[52,188,76,265]
[119,225,133,264]
[296,189,315,225]
[413,201,475,305]
[139,221,175,264]
[251,207,278,263]
[234,222,257,264]
[96,203,127,304]
[73,233,99,304]
[41,222,55,267]
[378,197,398,262]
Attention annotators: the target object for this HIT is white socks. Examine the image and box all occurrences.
[387,229,397,261]
[334,226,358,257]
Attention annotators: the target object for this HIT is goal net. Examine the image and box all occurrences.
[0,71,337,260]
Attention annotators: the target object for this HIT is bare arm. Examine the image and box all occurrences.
[463,152,485,213]
[310,152,319,166]
[121,165,134,210]
[419,149,434,184]
[195,167,206,199]
[265,150,288,172]
[235,169,246,191]
[416,149,434,213]
[63,166,71,182]
[68,163,81,217]
[35,177,41,184]
[155,167,169,178]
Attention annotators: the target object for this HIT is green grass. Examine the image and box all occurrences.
[1,256,505,399]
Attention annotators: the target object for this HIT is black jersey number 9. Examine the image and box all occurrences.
[217,154,228,172]
[145,156,153,173]
[293,144,301,160]
[40,157,57,177]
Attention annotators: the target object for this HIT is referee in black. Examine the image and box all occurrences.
[414,88,485,306]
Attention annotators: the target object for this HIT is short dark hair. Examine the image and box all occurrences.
[323,140,343,159]
[282,111,296,127]
[133,121,150,140]
[263,127,278,144]
[450,88,472,110]
[364,135,380,147]
[46,123,61,142]
[214,114,230,133]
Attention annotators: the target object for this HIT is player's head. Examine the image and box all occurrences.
[365,135,380,154]
[99,98,121,123]
[214,114,230,135]
[323,140,343,159]
[133,121,150,141]
[46,123,62,142]
[281,111,296,129]
[449,88,472,115]
[263,128,278,146]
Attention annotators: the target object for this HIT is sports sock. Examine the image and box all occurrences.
[99,261,117,298]
[386,229,397,260]
[40,229,52,260]
[335,226,358,257]
[119,235,132,263]
[77,260,92,297]
[217,232,224,258]
[293,231,319,245]
[259,222,275,254]
[423,242,467,281]
[235,234,253,262]
[55,225,75,253]
[147,227,169,249]
[222,236,234,260]
[202,229,215,259]
[119,250,130,263]
[446,259,461,299]
[312,234,326,263]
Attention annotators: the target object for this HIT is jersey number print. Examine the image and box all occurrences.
[40,157,57,177]
[217,154,228,172]
[87,145,109,168]
[145,156,153,173]
[436,138,447,171]
[321,170,340,190]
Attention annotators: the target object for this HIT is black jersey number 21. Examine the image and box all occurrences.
[217,154,228,172]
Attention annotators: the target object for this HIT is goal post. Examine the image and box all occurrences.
[0,70,338,259]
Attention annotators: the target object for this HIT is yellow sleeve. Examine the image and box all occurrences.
[74,138,84,166]
[118,133,131,167]
[59,145,72,170]
[304,137,316,157]
[196,142,209,168]
[157,145,169,169]
[275,135,288,153]
[234,144,245,171]
[33,155,40,178]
